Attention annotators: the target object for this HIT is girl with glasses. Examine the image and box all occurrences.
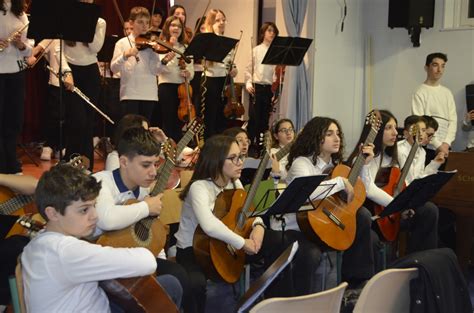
[175,135,305,312]
[270,118,295,181]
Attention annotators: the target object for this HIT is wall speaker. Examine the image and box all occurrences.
[388,0,435,29]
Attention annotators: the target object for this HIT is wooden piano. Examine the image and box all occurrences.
[432,152,474,272]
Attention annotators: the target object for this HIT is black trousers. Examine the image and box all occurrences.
[0,235,29,305]
[121,99,156,124]
[158,83,182,142]
[203,76,227,139]
[42,85,62,150]
[97,78,121,139]
[190,71,203,117]
[401,201,439,253]
[0,71,25,174]
[248,84,273,145]
[64,63,100,170]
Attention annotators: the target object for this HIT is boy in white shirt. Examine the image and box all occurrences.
[21,163,181,313]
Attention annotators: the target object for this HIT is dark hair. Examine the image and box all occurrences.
[403,115,425,130]
[169,4,186,23]
[160,15,187,44]
[222,127,248,139]
[1,0,26,17]
[258,22,279,44]
[180,135,236,200]
[35,164,101,221]
[194,16,206,35]
[286,117,344,170]
[271,118,295,148]
[425,52,447,66]
[151,7,164,17]
[422,115,439,131]
[112,114,149,146]
[117,127,160,159]
[347,110,398,167]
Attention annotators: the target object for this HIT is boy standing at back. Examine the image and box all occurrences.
[21,164,180,312]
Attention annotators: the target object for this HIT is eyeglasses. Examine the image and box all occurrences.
[426,133,435,138]
[170,23,182,28]
[225,154,245,165]
[278,127,294,134]
[236,138,250,145]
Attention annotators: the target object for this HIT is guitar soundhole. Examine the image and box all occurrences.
[134,221,150,241]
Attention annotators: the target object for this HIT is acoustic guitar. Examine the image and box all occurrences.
[193,132,272,283]
[297,111,382,251]
[370,124,420,241]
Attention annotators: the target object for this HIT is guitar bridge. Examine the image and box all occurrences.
[322,207,345,230]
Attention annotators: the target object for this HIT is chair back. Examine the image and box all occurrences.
[15,261,27,313]
[353,267,418,313]
[250,282,348,313]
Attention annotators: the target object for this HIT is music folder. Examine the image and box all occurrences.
[251,175,332,218]
[235,241,299,313]
[261,36,313,67]
[377,170,457,218]
[184,33,239,63]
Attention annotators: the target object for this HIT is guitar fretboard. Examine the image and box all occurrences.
[0,194,34,215]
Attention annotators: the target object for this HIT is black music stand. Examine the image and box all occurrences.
[377,170,457,219]
[27,0,100,159]
[185,33,238,62]
[261,36,313,67]
[236,241,299,313]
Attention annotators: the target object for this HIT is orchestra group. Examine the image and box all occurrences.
[1,0,473,312]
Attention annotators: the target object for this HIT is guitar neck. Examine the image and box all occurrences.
[0,194,34,215]
[348,126,378,185]
[275,142,293,161]
[395,142,419,193]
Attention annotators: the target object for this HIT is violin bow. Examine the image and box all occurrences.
[250,36,256,106]
[111,0,139,62]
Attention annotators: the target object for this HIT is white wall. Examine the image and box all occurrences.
[311,0,474,152]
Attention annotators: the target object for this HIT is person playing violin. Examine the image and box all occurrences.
[157,15,194,142]
[110,6,165,122]
[202,9,238,139]
[244,22,279,147]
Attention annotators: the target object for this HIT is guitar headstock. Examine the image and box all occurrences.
[407,123,421,142]
[188,118,204,136]
[69,155,90,172]
[366,110,382,133]
[162,139,177,165]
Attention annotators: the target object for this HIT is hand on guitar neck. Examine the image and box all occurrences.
[143,193,163,217]
[360,143,375,164]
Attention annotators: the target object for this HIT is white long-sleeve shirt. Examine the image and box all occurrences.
[205,50,235,78]
[361,154,395,207]
[38,39,71,87]
[0,4,33,73]
[158,43,194,84]
[397,139,441,184]
[65,18,106,66]
[270,156,348,232]
[412,83,457,149]
[244,43,275,89]
[110,34,164,101]
[22,231,156,313]
[175,179,262,250]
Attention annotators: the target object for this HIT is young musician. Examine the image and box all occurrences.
[349,110,438,253]
[111,6,164,122]
[20,164,181,312]
[0,174,37,308]
[279,116,376,289]
[27,39,75,160]
[0,0,33,174]
[158,16,194,142]
[269,118,295,181]
[222,127,250,157]
[93,127,191,312]
[202,9,238,138]
[397,115,443,253]
[63,0,105,170]
[169,4,193,41]
[245,22,279,145]
[149,7,163,34]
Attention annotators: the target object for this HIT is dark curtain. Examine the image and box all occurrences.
[22,0,169,143]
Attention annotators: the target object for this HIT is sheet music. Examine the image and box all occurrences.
[237,242,299,313]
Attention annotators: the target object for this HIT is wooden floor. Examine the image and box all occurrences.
[19,146,105,178]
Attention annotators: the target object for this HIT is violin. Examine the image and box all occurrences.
[135,32,192,63]
[271,65,286,107]
[223,70,245,119]
[177,58,196,123]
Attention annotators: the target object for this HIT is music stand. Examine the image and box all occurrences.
[236,241,299,313]
[27,0,100,159]
[185,33,238,63]
[377,170,457,219]
[261,36,313,67]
